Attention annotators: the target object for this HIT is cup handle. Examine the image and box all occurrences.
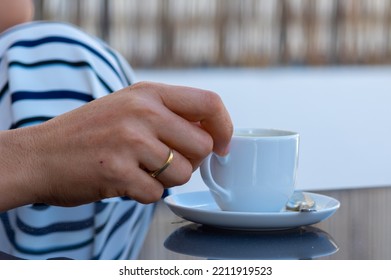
[200,153,231,201]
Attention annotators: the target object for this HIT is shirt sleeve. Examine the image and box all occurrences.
[0,21,154,260]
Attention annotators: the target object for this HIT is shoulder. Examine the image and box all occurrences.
[1,21,111,59]
[0,21,135,86]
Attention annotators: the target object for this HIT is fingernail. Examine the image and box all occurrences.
[216,144,230,156]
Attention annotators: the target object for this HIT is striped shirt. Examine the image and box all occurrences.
[0,21,154,259]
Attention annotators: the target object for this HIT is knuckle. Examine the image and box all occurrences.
[101,160,131,183]
[227,121,234,135]
[203,90,224,112]
[169,160,193,187]
[181,164,193,184]
[128,94,154,115]
[126,96,162,125]
[135,187,163,204]
[198,134,214,157]
[130,81,161,97]
[130,81,151,90]
[123,130,146,150]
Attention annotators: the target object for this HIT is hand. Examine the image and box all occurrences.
[0,82,233,211]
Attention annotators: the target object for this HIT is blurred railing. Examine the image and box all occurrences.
[34,0,391,67]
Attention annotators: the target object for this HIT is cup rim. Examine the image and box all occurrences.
[234,128,298,138]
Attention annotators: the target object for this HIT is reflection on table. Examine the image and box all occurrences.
[164,223,338,260]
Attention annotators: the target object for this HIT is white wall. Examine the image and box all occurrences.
[136,66,391,192]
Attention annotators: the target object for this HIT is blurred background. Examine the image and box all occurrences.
[34,0,391,68]
[33,0,391,192]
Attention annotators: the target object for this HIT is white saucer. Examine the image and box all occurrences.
[164,191,340,231]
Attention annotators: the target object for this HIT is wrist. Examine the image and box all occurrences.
[0,126,44,211]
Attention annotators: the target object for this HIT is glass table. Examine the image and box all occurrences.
[138,186,391,260]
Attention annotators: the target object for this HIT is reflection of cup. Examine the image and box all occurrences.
[200,128,299,212]
[164,223,339,260]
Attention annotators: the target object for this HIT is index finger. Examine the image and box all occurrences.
[153,82,233,156]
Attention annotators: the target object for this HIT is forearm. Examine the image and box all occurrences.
[0,127,40,212]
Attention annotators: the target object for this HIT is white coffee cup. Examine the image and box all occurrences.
[200,128,299,212]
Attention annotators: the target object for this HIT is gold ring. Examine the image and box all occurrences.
[149,149,174,178]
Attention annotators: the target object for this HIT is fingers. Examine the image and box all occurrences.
[124,81,233,194]
[120,168,165,204]
[135,135,194,187]
[123,149,192,202]
[161,83,233,156]
[149,149,193,187]
[120,148,192,204]
[156,110,214,170]
[131,82,233,156]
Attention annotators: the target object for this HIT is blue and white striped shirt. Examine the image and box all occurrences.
[0,21,154,260]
